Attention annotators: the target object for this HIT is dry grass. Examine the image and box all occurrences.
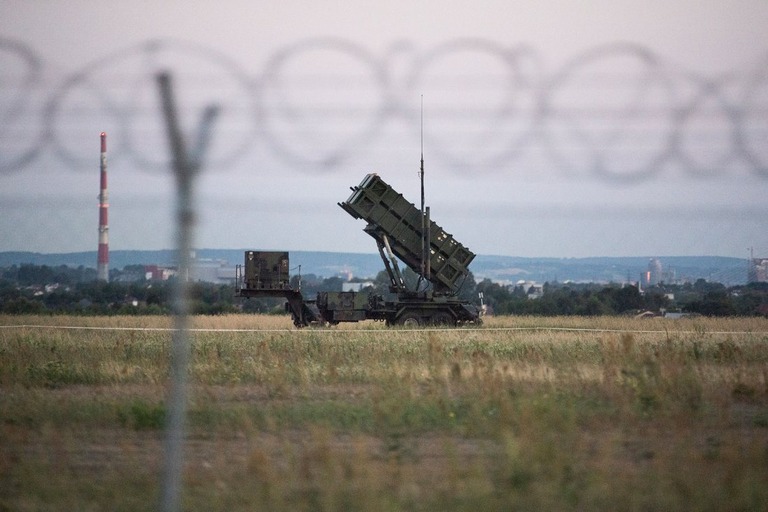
[1,314,768,510]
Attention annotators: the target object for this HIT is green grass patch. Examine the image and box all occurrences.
[2,314,768,510]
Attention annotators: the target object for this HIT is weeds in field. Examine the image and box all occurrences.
[118,400,166,430]
[1,314,768,510]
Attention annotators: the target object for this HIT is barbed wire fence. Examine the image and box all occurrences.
[1,37,767,180]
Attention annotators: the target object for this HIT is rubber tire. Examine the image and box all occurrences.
[431,312,456,327]
[397,313,421,327]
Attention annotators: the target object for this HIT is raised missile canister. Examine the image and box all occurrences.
[339,173,474,294]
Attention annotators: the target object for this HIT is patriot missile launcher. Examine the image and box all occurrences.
[236,173,481,327]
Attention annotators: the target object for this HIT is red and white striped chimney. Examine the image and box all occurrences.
[97,132,109,282]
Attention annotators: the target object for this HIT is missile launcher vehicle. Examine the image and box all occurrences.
[236,173,481,327]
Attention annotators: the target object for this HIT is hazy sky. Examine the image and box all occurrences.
[1,0,767,259]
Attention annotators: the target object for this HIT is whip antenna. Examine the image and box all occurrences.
[419,95,428,283]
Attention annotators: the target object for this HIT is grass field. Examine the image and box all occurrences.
[1,314,768,511]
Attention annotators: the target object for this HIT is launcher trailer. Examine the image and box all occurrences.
[235,173,481,327]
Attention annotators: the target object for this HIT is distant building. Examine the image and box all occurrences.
[141,260,236,284]
[526,284,544,300]
[515,280,544,299]
[191,259,237,284]
[145,265,176,281]
[646,258,662,286]
[749,258,768,283]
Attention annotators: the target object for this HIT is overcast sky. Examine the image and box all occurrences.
[1,0,767,259]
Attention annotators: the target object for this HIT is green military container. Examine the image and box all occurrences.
[243,251,290,290]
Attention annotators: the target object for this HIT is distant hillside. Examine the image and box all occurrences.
[472,255,748,285]
[0,250,180,269]
[0,250,384,278]
[0,250,750,285]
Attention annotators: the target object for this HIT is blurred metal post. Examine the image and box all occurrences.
[156,71,219,512]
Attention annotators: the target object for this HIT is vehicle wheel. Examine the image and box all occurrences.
[397,313,421,327]
[431,312,456,327]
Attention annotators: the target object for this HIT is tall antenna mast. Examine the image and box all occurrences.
[420,95,425,191]
[419,95,426,281]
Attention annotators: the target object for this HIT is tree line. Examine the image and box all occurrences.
[475,278,768,317]
[0,264,275,315]
[1,263,766,317]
